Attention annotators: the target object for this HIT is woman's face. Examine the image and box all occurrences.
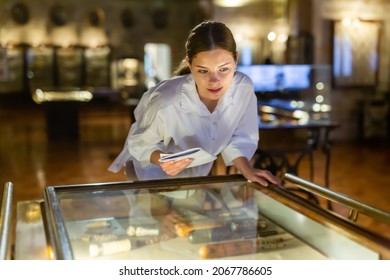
[189,48,237,105]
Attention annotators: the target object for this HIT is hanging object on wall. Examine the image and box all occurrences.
[80,8,108,48]
[11,2,30,25]
[49,5,70,27]
[121,8,135,28]
[88,7,105,27]
[332,19,380,88]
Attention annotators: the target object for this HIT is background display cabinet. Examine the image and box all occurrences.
[56,47,83,88]
[19,174,389,260]
[0,46,25,94]
[26,46,55,90]
[84,46,110,88]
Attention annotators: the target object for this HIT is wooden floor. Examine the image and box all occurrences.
[1,100,389,242]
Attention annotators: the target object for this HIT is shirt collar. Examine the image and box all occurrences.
[180,75,235,115]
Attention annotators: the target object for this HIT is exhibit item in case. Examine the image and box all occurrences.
[39,174,389,260]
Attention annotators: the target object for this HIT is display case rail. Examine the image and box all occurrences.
[283,173,390,225]
[0,182,13,260]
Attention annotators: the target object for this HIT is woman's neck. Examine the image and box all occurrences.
[201,98,218,113]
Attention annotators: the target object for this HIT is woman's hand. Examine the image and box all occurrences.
[160,158,193,176]
[150,150,193,176]
[243,168,281,187]
[233,156,281,187]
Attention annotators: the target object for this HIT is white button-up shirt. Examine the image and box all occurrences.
[109,72,259,180]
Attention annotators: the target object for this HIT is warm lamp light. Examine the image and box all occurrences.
[213,0,255,7]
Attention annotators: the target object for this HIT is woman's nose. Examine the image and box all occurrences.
[208,72,219,82]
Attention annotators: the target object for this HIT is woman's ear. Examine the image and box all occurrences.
[235,53,239,65]
[185,56,192,73]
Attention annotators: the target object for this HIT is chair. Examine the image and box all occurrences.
[0,182,14,260]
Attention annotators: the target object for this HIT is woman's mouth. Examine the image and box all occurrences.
[208,87,222,94]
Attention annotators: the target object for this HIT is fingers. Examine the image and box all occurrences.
[248,169,281,187]
[161,158,193,176]
[259,170,281,185]
[251,176,270,187]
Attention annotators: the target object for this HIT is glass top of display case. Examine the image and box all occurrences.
[41,174,390,260]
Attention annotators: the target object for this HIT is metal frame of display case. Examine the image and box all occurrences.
[280,174,390,259]
[41,174,390,260]
[0,182,14,260]
[42,176,241,260]
[283,173,390,224]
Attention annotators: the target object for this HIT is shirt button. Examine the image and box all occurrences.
[212,138,215,141]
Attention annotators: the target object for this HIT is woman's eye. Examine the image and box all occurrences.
[219,67,229,73]
[198,69,208,74]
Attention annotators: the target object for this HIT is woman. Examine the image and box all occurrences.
[109,20,279,187]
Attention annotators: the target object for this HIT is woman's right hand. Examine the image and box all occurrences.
[160,158,193,176]
[151,150,193,176]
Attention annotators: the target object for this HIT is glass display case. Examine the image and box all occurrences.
[26,46,54,90]
[38,174,390,260]
[56,47,83,87]
[84,46,110,88]
[0,46,25,94]
[111,58,144,101]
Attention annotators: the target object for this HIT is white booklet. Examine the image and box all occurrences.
[159,147,217,168]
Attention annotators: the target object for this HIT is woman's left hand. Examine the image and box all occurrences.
[244,168,281,187]
[233,156,281,187]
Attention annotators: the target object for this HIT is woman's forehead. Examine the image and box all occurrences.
[192,49,235,67]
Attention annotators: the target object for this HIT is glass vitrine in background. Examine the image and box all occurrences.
[56,47,83,87]
[84,46,110,88]
[0,46,25,94]
[111,57,144,101]
[28,46,92,141]
[26,46,54,91]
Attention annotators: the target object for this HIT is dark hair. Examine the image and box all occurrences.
[174,20,237,76]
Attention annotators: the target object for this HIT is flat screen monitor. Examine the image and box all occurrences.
[237,64,311,93]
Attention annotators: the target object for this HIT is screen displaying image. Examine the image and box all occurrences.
[237,64,311,92]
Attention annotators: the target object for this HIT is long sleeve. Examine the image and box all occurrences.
[220,75,259,166]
